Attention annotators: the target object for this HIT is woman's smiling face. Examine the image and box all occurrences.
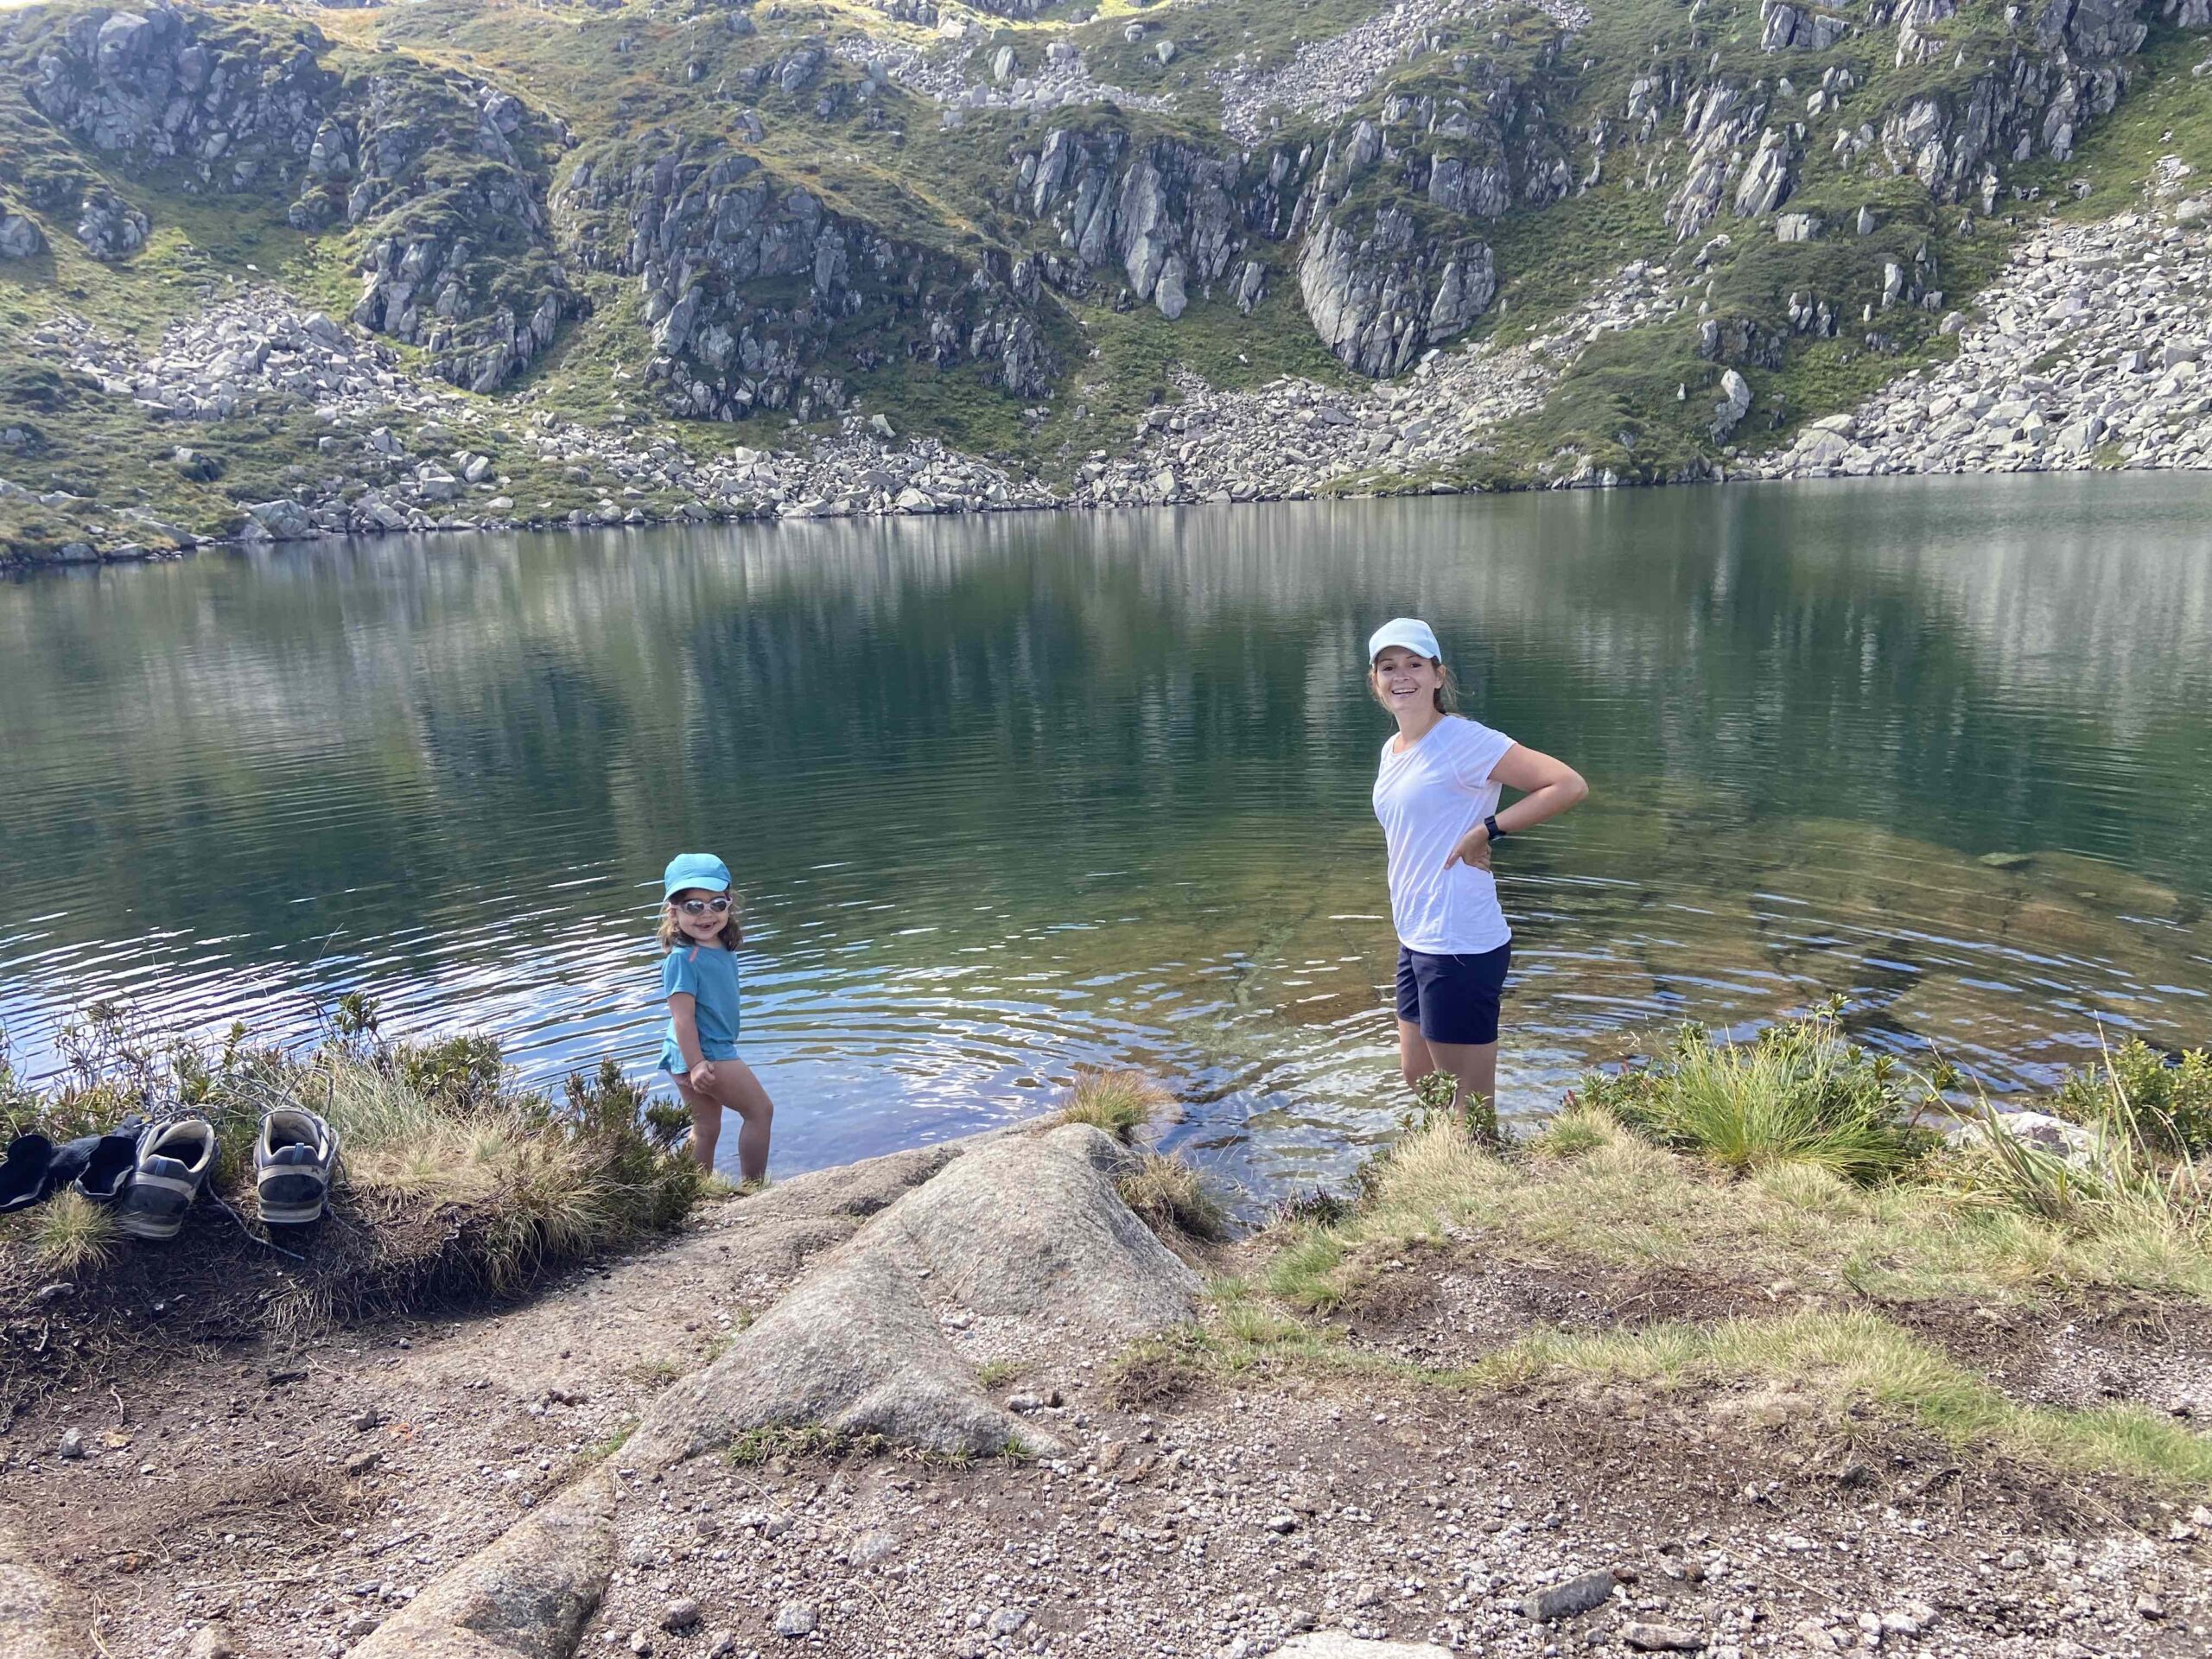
[1371,645,1443,714]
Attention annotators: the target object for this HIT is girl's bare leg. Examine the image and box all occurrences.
[673,1077,721,1172]
[705,1057,774,1183]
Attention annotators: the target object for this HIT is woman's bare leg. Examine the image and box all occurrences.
[1422,1039,1499,1128]
[1397,1020,1437,1093]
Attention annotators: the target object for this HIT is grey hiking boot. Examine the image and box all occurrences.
[255,1107,340,1224]
[116,1118,216,1241]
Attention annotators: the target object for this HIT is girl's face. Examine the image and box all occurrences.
[669,887,732,945]
[1371,645,1443,715]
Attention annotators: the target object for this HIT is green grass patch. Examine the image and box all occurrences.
[1497,1308,2212,1490]
[1262,1095,2212,1318]
[1580,1006,1943,1183]
[1130,1284,2212,1491]
[1052,1068,1173,1140]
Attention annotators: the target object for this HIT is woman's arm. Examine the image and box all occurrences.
[1445,744,1589,869]
[669,992,712,1087]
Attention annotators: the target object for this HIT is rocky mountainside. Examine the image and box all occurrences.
[0,0,2207,560]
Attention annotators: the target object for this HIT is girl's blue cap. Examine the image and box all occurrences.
[663,853,732,898]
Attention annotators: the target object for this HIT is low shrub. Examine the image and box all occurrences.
[2053,1038,2212,1159]
[1578,1007,1941,1184]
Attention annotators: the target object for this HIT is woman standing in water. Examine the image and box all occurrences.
[1369,618,1587,1128]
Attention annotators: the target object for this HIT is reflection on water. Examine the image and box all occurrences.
[1,476,2208,1198]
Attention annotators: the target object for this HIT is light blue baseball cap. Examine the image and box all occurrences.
[663,852,733,898]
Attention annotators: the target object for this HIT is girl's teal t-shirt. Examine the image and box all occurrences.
[659,943,741,1071]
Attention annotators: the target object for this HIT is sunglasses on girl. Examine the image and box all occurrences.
[675,896,732,916]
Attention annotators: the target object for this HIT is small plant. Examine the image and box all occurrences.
[1116,1151,1229,1241]
[728,1423,851,1467]
[330,991,382,1045]
[975,1358,1020,1389]
[396,1034,507,1111]
[2053,1038,2212,1159]
[1402,1069,1498,1147]
[55,999,162,1095]
[1054,1068,1173,1141]
[1580,1007,1938,1184]
[24,1191,120,1276]
[1268,1186,1351,1228]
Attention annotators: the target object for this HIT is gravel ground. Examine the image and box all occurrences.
[8,1176,2207,1659]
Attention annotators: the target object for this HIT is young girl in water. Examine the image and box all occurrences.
[1368,619,1587,1128]
[656,853,775,1180]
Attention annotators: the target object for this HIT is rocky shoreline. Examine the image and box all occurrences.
[6,188,2211,569]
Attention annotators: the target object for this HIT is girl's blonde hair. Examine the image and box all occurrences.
[658,891,742,952]
[1370,655,1460,715]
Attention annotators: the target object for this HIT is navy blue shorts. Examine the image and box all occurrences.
[1395,942,1512,1046]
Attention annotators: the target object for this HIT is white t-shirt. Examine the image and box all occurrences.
[1372,715,1516,955]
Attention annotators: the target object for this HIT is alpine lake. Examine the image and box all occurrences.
[3,474,2209,1198]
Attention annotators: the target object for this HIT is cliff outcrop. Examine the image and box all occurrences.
[12,3,575,390]
[555,135,1054,423]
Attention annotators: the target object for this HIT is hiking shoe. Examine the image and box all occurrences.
[115,1118,216,1241]
[67,1116,147,1205]
[255,1107,340,1224]
[0,1133,54,1214]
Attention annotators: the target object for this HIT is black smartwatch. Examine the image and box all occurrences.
[1484,814,1507,842]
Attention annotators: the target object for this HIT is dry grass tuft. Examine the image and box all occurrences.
[16,1191,120,1277]
[1117,1151,1229,1241]
[1054,1069,1174,1141]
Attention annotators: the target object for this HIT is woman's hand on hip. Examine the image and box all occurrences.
[1444,824,1492,871]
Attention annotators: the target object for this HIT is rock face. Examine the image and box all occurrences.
[349,1471,619,1659]
[73,186,145,259]
[556,136,1053,423]
[1297,203,1494,376]
[16,3,574,390]
[0,207,48,260]
[1281,55,1568,371]
[1017,124,1301,318]
[340,73,575,393]
[26,4,338,185]
[0,1548,76,1659]
[624,1123,1198,1465]
[346,1122,1201,1659]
